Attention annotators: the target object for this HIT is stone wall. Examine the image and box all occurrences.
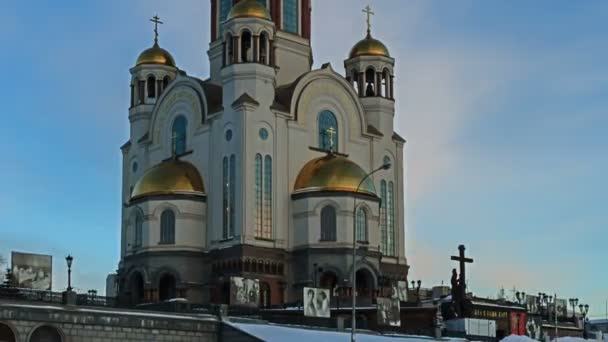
[0,300,219,342]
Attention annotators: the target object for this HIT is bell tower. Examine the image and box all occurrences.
[208,0,313,85]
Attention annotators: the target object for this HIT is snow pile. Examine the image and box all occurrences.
[500,336,537,342]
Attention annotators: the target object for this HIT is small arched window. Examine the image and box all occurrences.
[383,68,391,98]
[320,206,337,241]
[241,30,252,63]
[365,68,376,97]
[162,76,171,93]
[135,212,143,247]
[260,32,269,65]
[147,75,156,98]
[318,111,338,151]
[356,207,368,242]
[172,116,187,155]
[160,209,175,244]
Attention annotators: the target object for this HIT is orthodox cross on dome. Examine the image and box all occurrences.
[150,15,163,45]
[326,126,337,153]
[362,5,375,36]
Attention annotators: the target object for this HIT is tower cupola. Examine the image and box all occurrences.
[344,6,395,100]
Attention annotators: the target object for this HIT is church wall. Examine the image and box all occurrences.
[274,32,312,85]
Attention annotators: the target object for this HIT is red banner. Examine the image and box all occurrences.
[510,312,527,335]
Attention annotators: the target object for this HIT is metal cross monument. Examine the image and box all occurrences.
[451,245,473,298]
[150,15,163,45]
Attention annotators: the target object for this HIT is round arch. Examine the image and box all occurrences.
[28,324,63,342]
[0,322,17,342]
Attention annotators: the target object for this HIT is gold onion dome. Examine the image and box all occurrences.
[136,42,176,67]
[131,160,205,200]
[227,0,272,21]
[349,33,390,59]
[294,154,377,196]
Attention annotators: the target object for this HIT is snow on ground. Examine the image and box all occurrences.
[228,321,465,342]
[499,335,589,342]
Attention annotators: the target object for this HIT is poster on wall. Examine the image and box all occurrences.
[555,298,568,318]
[230,277,259,307]
[377,297,401,327]
[303,287,330,318]
[526,315,542,340]
[11,251,52,290]
[391,281,408,302]
[526,295,539,314]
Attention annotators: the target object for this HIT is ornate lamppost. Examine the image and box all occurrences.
[411,280,422,305]
[65,255,74,292]
[569,298,579,321]
[579,304,589,339]
[351,161,391,342]
[516,291,527,306]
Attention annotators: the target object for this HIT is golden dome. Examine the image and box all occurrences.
[227,0,272,21]
[294,154,377,196]
[136,43,176,67]
[349,33,390,59]
[131,160,205,200]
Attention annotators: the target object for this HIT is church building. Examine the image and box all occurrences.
[117,0,408,308]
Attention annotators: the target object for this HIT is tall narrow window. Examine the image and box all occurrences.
[172,116,187,155]
[320,206,336,241]
[387,181,395,256]
[255,154,263,237]
[263,155,272,238]
[223,156,229,239]
[230,154,236,238]
[135,213,143,247]
[380,180,388,255]
[283,0,299,34]
[241,30,252,63]
[356,207,367,242]
[318,111,338,151]
[147,75,156,98]
[138,80,145,104]
[163,76,171,92]
[160,209,175,244]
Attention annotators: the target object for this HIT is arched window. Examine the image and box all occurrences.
[30,326,62,342]
[387,181,395,256]
[159,274,177,301]
[283,0,299,34]
[380,180,388,255]
[318,111,338,151]
[172,116,187,155]
[356,207,368,242]
[241,30,252,63]
[255,154,263,237]
[365,68,376,97]
[260,32,269,65]
[160,209,175,244]
[135,212,143,247]
[383,68,391,98]
[147,75,156,98]
[351,69,359,94]
[162,76,171,94]
[320,206,336,241]
[263,155,272,238]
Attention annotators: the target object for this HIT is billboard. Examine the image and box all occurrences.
[230,277,259,307]
[391,281,408,302]
[510,312,527,335]
[11,252,52,290]
[555,298,568,318]
[303,287,330,318]
[377,297,401,327]
[526,315,542,340]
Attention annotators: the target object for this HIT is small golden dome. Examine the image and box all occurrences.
[227,0,272,21]
[349,33,390,59]
[294,154,377,196]
[131,160,205,200]
[136,43,176,67]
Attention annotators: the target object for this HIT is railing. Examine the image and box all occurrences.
[0,286,116,308]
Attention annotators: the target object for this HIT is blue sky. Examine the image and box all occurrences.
[0,1,606,317]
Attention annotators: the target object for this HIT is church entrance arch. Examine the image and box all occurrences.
[355,268,375,297]
[128,272,145,305]
[29,326,62,342]
[158,274,177,301]
[319,271,338,290]
[0,323,16,342]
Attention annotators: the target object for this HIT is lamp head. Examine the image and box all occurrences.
[65,254,73,268]
[381,162,392,171]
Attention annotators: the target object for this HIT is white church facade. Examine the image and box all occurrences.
[117,0,408,307]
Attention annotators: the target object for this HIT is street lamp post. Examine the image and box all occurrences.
[569,298,579,321]
[579,304,589,339]
[66,255,74,292]
[351,161,391,342]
